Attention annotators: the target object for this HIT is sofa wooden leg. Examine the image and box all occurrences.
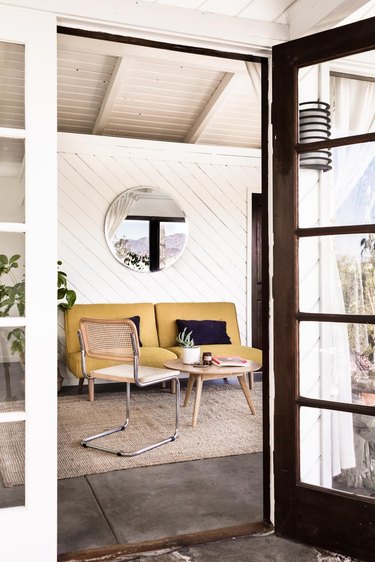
[170,379,177,394]
[78,378,84,394]
[88,378,95,402]
[248,371,254,390]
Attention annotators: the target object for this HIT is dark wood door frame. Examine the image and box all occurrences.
[272,17,375,561]
[252,193,263,350]
[56,26,271,557]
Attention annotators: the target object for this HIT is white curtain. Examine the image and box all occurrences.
[332,77,375,213]
[105,191,136,241]
[327,75,375,477]
[333,77,375,136]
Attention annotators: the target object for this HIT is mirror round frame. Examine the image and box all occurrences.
[104,186,188,273]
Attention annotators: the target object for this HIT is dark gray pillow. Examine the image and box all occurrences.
[127,315,142,347]
[176,319,231,345]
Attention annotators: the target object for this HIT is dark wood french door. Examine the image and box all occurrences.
[252,193,263,350]
[273,18,375,561]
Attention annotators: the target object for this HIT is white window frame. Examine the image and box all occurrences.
[0,7,57,562]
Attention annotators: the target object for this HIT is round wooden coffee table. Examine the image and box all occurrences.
[164,359,261,427]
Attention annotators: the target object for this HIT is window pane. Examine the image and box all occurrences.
[160,221,188,269]
[0,138,25,222]
[298,50,375,142]
[0,41,25,129]
[0,420,25,506]
[0,327,25,407]
[299,144,375,228]
[300,406,374,499]
[0,234,25,317]
[299,321,375,405]
[299,233,375,315]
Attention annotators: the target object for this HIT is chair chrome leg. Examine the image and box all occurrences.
[81,382,131,448]
[81,378,180,457]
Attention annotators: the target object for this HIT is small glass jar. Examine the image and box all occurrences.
[202,351,212,365]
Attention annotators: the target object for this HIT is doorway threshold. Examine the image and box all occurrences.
[58,520,273,562]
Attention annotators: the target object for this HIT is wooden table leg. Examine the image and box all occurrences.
[192,375,203,428]
[183,374,195,407]
[238,374,255,415]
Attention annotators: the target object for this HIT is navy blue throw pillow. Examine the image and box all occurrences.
[176,319,231,345]
[127,315,142,347]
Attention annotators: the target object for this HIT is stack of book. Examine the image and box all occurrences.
[211,356,249,367]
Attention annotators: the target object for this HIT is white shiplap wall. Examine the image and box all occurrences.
[58,133,261,381]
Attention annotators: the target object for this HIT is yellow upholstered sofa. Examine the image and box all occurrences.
[155,302,262,365]
[64,301,262,397]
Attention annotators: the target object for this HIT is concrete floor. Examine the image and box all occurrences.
[0,370,363,561]
[57,452,263,554]
[56,451,363,562]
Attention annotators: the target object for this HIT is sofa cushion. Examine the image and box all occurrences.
[64,303,159,356]
[176,319,231,345]
[68,346,178,378]
[168,344,262,367]
[155,302,241,348]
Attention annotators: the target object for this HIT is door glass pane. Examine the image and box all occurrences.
[299,321,375,405]
[0,234,25,317]
[298,50,375,142]
[299,233,375,314]
[0,326,25,407]
[0,420,25,507]
[0,137,25,222]
[299,143,375,228]
[300,406,374,499]
[0,41,25,129]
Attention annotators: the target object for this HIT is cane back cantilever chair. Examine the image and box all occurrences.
[77,317,180,456]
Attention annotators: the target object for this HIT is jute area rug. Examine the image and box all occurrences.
[0,381,262,487]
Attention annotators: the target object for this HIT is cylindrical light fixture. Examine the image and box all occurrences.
[299,101,332,172]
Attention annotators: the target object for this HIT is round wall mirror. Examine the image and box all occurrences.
[105,186,188,272]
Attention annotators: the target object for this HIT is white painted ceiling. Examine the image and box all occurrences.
[56,34,262,148]
[140,0,295,23]
[140,0,375,29]
[0,0,374,166]
[54,0,375,148]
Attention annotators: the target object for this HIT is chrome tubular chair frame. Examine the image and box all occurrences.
[77,318,180,457]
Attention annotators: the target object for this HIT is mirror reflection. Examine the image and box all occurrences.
[105,187,188,272]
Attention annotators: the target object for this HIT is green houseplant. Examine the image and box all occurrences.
[0,254,25,366]
[57,261,77,391]
[0,256,77,368]
[176,327,200,365]
[57,260,77,310]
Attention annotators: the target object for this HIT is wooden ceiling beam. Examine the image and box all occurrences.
[57,34,250,75]
[184,73,239,144]
[92,57,129,135]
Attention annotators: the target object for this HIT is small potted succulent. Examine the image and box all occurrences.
[176,327,200,364]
